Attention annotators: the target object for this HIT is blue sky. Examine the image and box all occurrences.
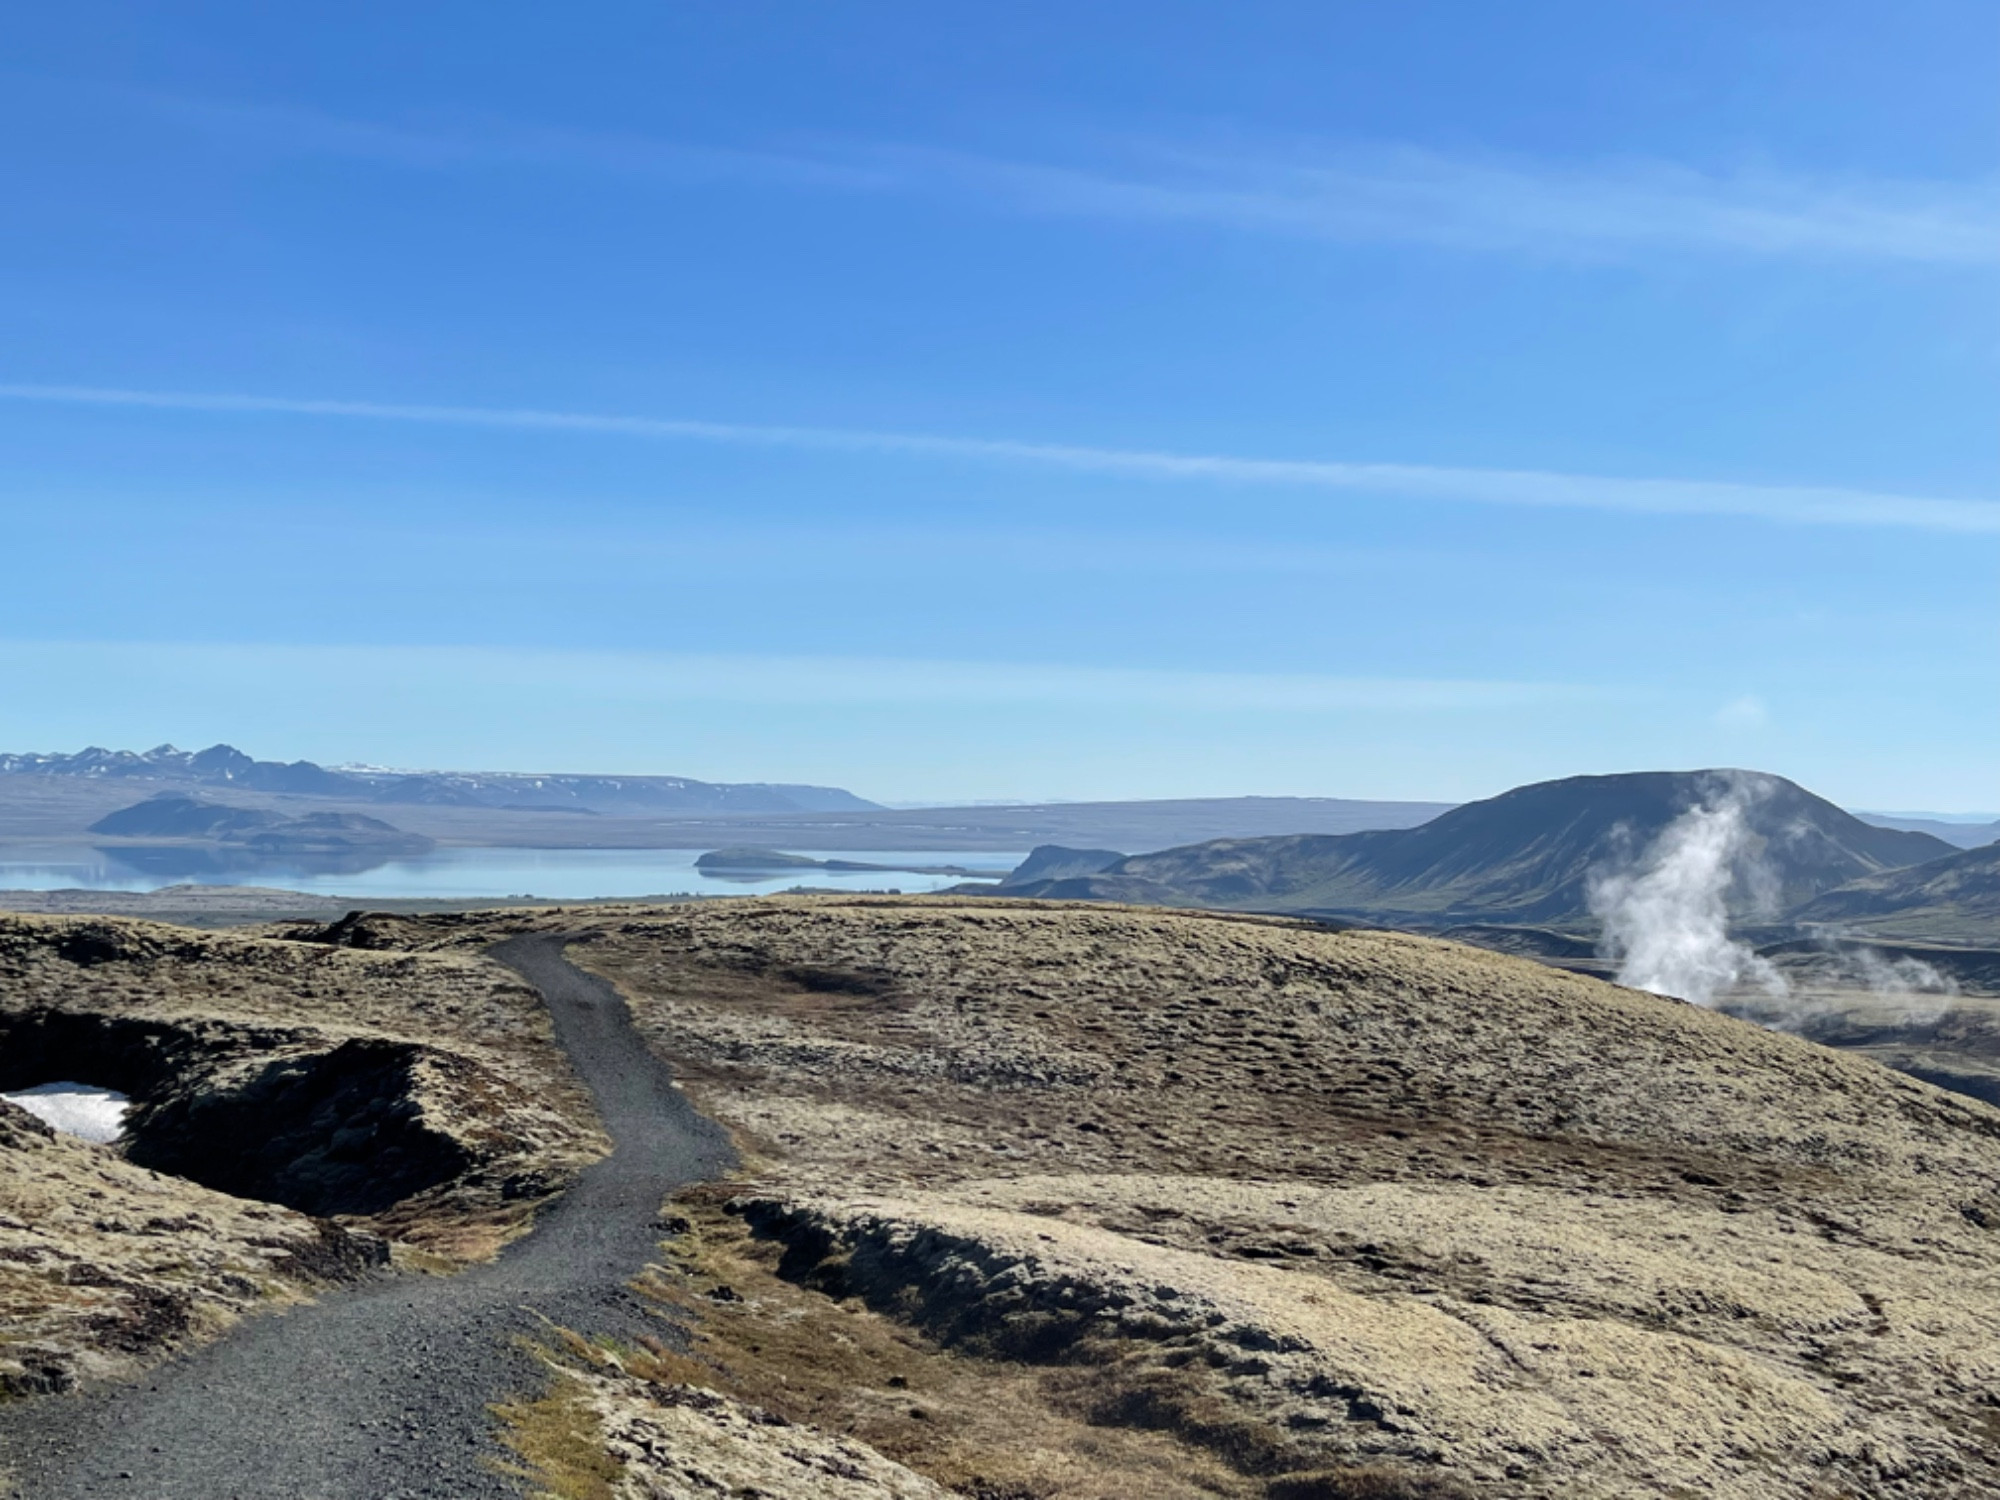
[2,2,1995,806]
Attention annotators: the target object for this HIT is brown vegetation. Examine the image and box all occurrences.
[540,896,2000,1499]
[13,892,2000,1497]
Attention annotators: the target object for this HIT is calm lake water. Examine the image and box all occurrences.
[0,846,1023,900]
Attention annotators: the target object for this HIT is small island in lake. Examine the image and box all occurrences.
[693,847,1002,880]
[89,794,436,857]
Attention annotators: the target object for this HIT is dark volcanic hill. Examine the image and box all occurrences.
[0,743,879,816]
[88,795,283,840]
[1017,770,1955,926]
[89,795,436,856]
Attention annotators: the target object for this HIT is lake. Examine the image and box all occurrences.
[0,845,1024,900]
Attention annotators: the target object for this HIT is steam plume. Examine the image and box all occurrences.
[1845,946,1959,1001]
[1591,781,1788,1007]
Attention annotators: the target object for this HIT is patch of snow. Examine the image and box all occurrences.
[3,1082,131,1143]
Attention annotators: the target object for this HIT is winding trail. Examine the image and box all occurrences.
[0,935,735,1500]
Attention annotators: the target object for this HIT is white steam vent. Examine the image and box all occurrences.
[1590,779,1788,1008]
[3,1082,132,1144]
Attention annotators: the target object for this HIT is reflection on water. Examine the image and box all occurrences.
[0,846,1021,901]
[93,844,400,881]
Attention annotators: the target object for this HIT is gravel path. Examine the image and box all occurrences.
[0,935,735,1499]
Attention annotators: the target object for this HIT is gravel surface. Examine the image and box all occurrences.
[0,935,734,1499]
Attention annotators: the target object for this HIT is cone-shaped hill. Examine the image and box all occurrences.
[1009,769,1953,926]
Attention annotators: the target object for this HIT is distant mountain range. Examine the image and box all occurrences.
[656,795,1463,852]
[1854,813,2000,850]
[0,744,882,816]
[996,770,1958,928]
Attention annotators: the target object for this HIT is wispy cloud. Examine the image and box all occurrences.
[123,88,2000,266]
[0,639,1601,714]
[4,381,1997,534]
[857,141,2000,266]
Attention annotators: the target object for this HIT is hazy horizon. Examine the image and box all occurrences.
[5,736,1998,822]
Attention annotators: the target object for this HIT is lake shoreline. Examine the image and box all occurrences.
[0,846,1023,907]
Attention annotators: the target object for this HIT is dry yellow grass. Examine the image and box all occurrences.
[15,893,2000,1496]
[538,896,2000,1499]
[493,1371,626,1500]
